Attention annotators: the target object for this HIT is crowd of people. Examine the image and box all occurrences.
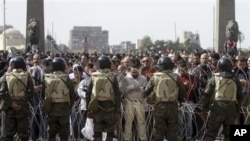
[0,48,249,141]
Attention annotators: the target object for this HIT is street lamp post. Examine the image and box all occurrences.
[3,0,6,51]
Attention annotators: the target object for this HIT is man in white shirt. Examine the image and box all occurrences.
[123,65,147,141]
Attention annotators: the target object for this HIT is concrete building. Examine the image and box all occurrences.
[0,28,26,51]
[0,25,13,34]
[136,39,143,49]
[120,41,136,53]
[110,41,136,54]
[109,45,126,54]
[69,26,109,53]
[180,31,200,46]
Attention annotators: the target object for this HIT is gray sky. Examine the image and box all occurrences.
[1,0,250,49]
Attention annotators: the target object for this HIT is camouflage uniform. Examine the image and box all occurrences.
[144,70,185,141]
[44,71,76,141]
[201,73,242,141]
[86,69,121,141]
[0,69,34,141]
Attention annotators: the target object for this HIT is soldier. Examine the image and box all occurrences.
[201,57,242,141]
[86,55,121,141]
[44,57,76,141]
[144,56,185,141]
[0,56,34,141]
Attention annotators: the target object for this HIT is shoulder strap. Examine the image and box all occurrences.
[215,76,231,92]
[57,75,70,90]
[210,76,231,103]
[10,73,27,92]
[106,74,114,84]
[165,73,179,87]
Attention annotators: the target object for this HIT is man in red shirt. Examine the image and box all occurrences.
[177,59,198,141]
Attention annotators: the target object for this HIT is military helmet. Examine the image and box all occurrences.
[42,58,53,67]
[52,57,66,72]
[10,56,26,70]
[217,57,233,72]
[157,56,175,70]
[96,55,112,69]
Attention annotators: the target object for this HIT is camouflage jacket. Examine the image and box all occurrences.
[0,71,34,111]
[201,73,242,113]
[144,70,185,104]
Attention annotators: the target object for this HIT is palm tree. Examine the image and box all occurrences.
[238,31,245,49]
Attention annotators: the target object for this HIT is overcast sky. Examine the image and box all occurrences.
[0,0,249,49]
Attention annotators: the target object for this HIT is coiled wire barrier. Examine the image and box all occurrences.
[0,100,249,141]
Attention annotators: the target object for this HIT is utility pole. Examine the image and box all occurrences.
[174,22,177,41]
[213,6,215,51]
[3,0,6,51]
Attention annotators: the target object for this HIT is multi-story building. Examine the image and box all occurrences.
[69,26,109,53]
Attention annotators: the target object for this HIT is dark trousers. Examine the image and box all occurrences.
[71,110,87,139]
[30,107,47,140]
[3,108,29,141]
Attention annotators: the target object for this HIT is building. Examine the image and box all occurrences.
[110,41,136,54]
[180,31,200,46]
[0,25,13,34]
[109,45,126,54]
[136,39,143,49]
[120,41,136,53]
[69,26,109,53]
[0,28,26,51]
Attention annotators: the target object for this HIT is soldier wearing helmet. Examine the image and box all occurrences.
[0,56,34,141]
[44,57,76,141]
[144,56,185,141]
[86,55,121,141]
[201,57,242,141]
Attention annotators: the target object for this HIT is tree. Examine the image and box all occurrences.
[154,40,165,50]
[238,31,245,48]
[141,35,153,49]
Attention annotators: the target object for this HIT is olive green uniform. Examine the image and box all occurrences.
[201,73,242,141]
[0,69,34,141]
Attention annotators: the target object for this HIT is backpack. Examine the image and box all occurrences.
[5,71,28,100]
[225,20,239,41]
[91,72,115,101]
[44,74,70,103]
[214,74,237,101]
[154,72,179,102]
